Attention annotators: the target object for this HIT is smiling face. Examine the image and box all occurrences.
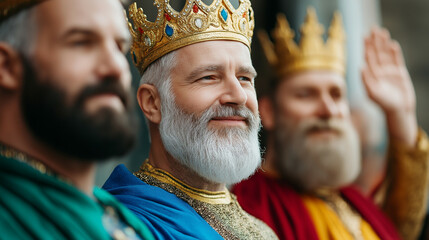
[20,0,137,160]
[170,40,258,129]
[270,70,361,192]
[156,40,261,184]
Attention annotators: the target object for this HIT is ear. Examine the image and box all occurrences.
[137,83,162,124]
[0,43,22,91]
[259,96,275,130]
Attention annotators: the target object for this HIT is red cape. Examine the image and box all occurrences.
[232,171,401,240]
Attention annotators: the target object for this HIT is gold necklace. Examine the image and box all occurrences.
[134,160,232,204]
[0,142,70,183]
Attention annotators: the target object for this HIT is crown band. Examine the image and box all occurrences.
[142,30,250,72]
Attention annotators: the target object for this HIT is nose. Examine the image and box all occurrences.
[96,41,130,83]
[219,75,248,106]
[317,94,339,119]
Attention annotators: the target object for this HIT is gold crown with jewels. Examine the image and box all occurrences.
[127,0,254,74]
[259,7,346,77]
[0,0,45,22]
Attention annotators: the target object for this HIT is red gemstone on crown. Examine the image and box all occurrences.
[138,27,143,34]
[193,4,199,13]
[243,12,247,18]
[164,13,171,21]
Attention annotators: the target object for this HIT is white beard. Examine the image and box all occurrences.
[158,82,262,185]
[275,118,361,192]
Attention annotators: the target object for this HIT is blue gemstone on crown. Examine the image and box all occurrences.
[221,9,228,21]
[165,25,173,36]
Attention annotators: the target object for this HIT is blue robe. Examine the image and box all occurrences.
[103,164,223,240]
[0,154,154,240]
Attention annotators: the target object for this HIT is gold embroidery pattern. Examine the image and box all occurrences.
[383,128,429,240]
[135,161,278,240]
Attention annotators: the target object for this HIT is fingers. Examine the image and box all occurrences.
[372,28,393,66]
[373,28,388,65]
[364,37,382,80]
[366,27,405,67]
[390,40,405,67]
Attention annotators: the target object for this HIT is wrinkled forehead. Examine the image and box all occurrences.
[172,40,255,75]
[175,40,251,62]
[33,0,128,37]
[279,70,346,89]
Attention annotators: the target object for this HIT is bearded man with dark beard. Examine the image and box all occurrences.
[0,0,155,239]
[102,0,277,239]
[233,9,429,240]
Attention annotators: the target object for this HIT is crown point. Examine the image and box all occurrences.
[306,7,317,18]
[193,4,199,13]
[262,9,345,76]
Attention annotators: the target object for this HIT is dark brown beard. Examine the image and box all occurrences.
[20,55,137,161]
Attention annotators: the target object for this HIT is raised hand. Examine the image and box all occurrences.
[362,27,417,146]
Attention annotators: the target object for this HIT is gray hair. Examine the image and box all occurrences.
[140,51,177,92]
[139,51,177,129]
[0,8,37,56]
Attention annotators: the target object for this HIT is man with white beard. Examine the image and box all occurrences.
[233,9,429,240]
[102,0,278,239]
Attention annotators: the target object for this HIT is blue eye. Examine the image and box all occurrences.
[200,75,215,80]
[238,76,252,82]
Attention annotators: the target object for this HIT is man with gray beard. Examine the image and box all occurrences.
[275,117,360,192]
[103,0,278,239]
[233,9,429,240]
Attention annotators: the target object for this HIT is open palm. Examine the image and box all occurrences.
[362,28,417,146]
[362,28,415,114]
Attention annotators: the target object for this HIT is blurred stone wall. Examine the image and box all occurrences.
[380,0,429,132]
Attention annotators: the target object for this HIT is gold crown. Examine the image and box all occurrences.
[127,0,254,74]
[0,0,45,22]
[259,7,346,77]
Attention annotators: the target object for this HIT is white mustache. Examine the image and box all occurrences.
[199,105,259,129]
[301,119,346,135]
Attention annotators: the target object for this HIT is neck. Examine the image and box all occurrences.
[147,125,226,192]
[0,99,96,196]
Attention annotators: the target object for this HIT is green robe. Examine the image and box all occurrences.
[0,154,155,240]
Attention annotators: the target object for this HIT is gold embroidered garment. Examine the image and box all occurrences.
[302,194,380,240]
[382,128,429,240]
[135,161,278,240]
